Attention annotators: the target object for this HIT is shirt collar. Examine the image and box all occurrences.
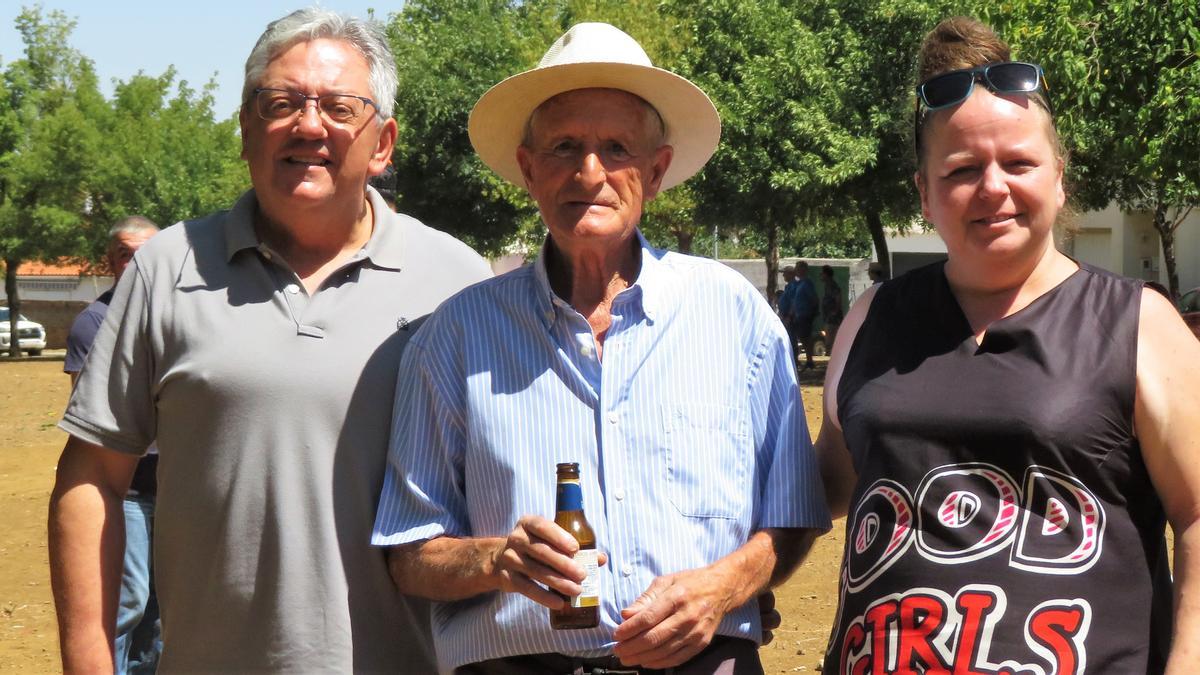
[222,190,261,261]
[531,229,668,330]
[222,186,405,271]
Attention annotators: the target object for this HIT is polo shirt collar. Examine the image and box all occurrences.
[223,190,261,262]
[222,187,405,270]
[532,229,666,330]
[360,187,406,270]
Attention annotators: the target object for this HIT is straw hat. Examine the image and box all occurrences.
[468,22,721,191]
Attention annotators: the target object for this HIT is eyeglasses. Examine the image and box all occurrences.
[916,61,1046,110]
[250,87,379,124]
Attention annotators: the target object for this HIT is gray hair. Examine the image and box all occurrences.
[242,7,397,120]
[109,215,159,239]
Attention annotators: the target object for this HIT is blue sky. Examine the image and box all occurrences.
[0,1,394,119]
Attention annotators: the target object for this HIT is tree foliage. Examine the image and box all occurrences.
[384,0,534,256]
[0,6,104,354]
[88,70,247,261]
[794,0,958,275]
[0,5,246,356]
[668,0,877,295]
[982,0,1200,296]
[1,0,1194,332]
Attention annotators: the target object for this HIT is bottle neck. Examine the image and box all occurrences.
[556,480,584,512]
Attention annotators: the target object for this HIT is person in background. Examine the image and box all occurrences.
[818,16,1200,672]
[779,264,800,353]
[819,265,843,354]
[789,261,819,370]
[48,8,490,672]
[63,216,160,675]
[373,22,829,674]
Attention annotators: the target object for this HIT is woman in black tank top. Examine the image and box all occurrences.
[816,17,1200,674]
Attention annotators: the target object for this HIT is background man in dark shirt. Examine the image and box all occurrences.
[63,215,160,674]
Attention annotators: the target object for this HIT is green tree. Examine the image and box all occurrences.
[670,0,876,298]
[984,0,1200,297]
[797,0,957,277]
[0,6,104,356]
[89,68,246,259]
[385,0,535,256]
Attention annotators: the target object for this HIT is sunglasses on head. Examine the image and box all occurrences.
[917,61,1046,110]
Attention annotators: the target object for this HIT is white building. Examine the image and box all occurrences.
[0,261,111,304]
[881,205,1200,293]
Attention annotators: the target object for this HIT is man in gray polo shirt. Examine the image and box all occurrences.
[48,8,490,673]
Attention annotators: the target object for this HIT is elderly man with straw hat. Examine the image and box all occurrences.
[373,23,830,674]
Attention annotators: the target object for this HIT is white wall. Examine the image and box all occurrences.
[1,275,112,303]
[1070,229,1113,270]
[1073,204,1200,291]
[885,203,1197,293]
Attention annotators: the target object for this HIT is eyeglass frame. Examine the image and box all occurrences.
[248,87,381,125]
[916,61,1047,111]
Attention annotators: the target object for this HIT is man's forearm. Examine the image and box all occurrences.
[48,465,126,672]
[706,528,820,612]
[387,536,507,601]
[1167,523,1200,673]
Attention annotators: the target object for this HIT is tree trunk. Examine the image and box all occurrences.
[765,222,780,308]
[865,209,890,279]
[1152,200,1180,299]
[4,258,21,358]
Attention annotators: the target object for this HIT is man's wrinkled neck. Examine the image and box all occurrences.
[545,232,641,312]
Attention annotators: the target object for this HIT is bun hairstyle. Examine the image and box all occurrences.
[917,17,1010,85]
[914,17,1060,167]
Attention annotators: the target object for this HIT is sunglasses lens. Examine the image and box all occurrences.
[921,71,974,109]
[987,63,1040,93]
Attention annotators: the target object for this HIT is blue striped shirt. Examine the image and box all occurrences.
[373,233,830,671]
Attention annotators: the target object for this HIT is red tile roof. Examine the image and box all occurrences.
[13,259,107,276]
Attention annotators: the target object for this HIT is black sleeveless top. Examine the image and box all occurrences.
[827,262,1171,674]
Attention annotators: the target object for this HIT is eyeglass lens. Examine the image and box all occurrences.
[920,62,1040,109]
[257,90,367,123]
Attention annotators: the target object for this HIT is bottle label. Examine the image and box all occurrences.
[572,548,600,608]
[556,482,584,512]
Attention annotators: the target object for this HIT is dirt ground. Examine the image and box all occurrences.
[0,360,70,673]
[0,358,842,673]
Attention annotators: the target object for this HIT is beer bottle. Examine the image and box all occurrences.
[550,462,600,629]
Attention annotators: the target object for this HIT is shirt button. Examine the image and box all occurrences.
[607,412,618,424]
[614,489,625,501]
[621,564,633,577]
[285,284,300,294]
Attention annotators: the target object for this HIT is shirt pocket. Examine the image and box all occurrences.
[662,402,749,519]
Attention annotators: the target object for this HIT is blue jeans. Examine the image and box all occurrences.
[115,495,160,675]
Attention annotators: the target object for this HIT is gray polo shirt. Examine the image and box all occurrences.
[61,188,492,673]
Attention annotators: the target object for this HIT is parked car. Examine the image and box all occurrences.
[0,307,47,356]
[1180,287,1200,341]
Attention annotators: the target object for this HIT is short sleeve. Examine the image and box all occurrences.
[372,335,471,546]
[59,259,157,456]
[750,304,832,532]
[63,304,104,374]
